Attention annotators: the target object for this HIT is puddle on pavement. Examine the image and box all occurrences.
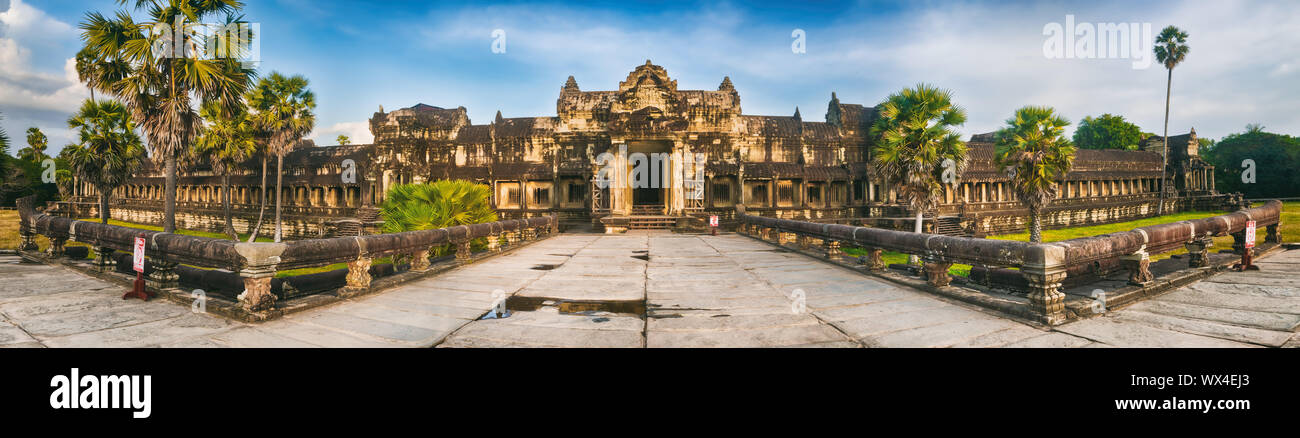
[631,254,650,261]
[479,295,647,320]
[531,263,561,270]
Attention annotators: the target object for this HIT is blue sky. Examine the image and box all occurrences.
[3,0,1298,155]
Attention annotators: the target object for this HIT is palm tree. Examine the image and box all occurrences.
[246,72,315,242]
[65,99,146,224]
[994,106,1077,243]
[193,101,256,239]
[336,134,350,145]
[23,127,48,162]
[1154,25,1189,215]
[79,1,255,233]
[381,180,498,232]
[0,111,9,158]
[870,84,968,263]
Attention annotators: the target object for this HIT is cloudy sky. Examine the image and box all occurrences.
[2,0,1298,156]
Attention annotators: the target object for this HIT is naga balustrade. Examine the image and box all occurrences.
[735,201,1283,325]
[16,196,556,313]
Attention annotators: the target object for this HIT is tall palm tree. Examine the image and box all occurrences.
[994,106,1077,243]
[23,127,48,162]
[870,84,968,263]
[247,72,315,242]
[193,100,256,239]
[1154,25,1189,215]
[79,1,255,233]
[0,111,9,158]
[65,99,146,224]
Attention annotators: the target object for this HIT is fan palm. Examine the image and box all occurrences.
[65,99,147,224]
[1154,25,1189,215]
[79,0,255,233]
[380,180,498,234]
[870,83,968,263]
[994,106,1076,243]
[246,72,315,242]
[193,100,256,239]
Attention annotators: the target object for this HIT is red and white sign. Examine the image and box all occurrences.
[709,215,719,227]
[133,236,146,273]
[1245,220,1256,249]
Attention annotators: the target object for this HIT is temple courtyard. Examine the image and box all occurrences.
[1,231,1297,348]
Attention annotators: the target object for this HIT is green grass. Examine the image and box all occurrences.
[74,218,274,243]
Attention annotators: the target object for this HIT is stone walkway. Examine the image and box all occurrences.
[2,233,1297,348]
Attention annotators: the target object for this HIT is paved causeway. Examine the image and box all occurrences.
[2,233,1298,348]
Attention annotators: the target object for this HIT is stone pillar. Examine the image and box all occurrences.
[488,233,502,252]
[522,227,537,241]
[93,246,116,272]
[147,260,179,290]
[234,242,285,311]
[866,248,885,271]
[1185,237,1213,268]
[343,256,372,295]
[410,249,430,272]
[1022,245,1067,325]
[19,229,38,251]
[506,230,520,247]
[796,235,810,250]
[823,240,841,260]
[455,241,472,263]
[923,259,953,287]
[1266,223,1281,244]
[778,232,792,246]
[240,276,275,311]
[46,237,67,258]
[1231,231,1250,256]
[1121,250,1153,285]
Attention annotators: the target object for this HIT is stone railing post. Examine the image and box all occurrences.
[233,242,285,312]
[343,256,372,295]
[866,248,886,271]
[93,246,116,272]
[410,249,431,272]
[1185,237,1213,268]
[1266,223,1281,244]
[823,239,841,260]
[19,229,38,252]
[1022,244,1067,325]
[488,233,502,252]
[147,260,179,290]
[777,231,792,246]
[1122,250,1153,285]
[796,235,810,250]
[506,229,520,247]
[522,227,537,241]
[1231,230,1250,256]
[46,236,67,259]
[923,258,953,287]
[455,239,472,263]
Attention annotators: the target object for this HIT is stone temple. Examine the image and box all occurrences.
[55,61,1238,237]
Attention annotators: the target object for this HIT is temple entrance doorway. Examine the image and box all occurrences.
[627,140,673,215]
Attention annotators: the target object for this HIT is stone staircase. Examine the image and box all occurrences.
[627,216,677,230]
[632,204,664,215]
[934,216,968,237]
[331,208,381,237]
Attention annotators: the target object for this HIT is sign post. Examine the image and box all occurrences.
[123,233,154,301]
[709,215,719,236]
[1235,220,1260,272]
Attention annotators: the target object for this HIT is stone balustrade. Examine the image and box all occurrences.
[736,200,1283,325]
[17,196,556,315]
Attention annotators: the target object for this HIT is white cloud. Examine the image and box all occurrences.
[310,120,373,145]
[0,0,87,153]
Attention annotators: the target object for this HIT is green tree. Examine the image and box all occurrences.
[246,72,315,242]
[870,83,968,262]
[1154,25,1190,214]
[20,127,49,162]
[1073,114,1141,150]
[1202,124,1300,199]
[65,99,146,224]
[994,106,1077,243]
[79,0,256,233]
[193,101,257,239]
[336,134,350,145]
